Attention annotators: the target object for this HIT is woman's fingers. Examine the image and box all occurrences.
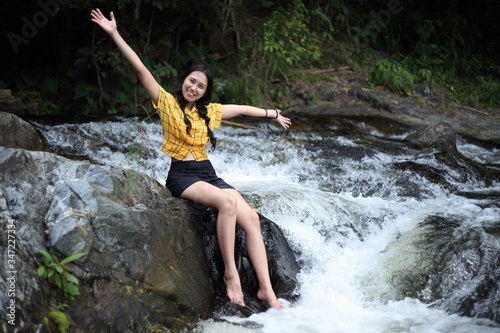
[90,8,109,23]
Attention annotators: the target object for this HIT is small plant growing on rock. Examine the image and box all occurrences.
[37,250,86,300]
[42,311,70,333]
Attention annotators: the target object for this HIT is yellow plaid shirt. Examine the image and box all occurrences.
[152,86,222,161]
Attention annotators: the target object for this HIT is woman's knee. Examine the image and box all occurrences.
[238,209,261,231]
[217,192,238,215]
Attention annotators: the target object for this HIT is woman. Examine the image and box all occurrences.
[90,9,291,309]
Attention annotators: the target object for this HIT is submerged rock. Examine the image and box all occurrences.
[0,147,299,332]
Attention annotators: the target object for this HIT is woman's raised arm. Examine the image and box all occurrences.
[90,8,160,104]
[221,104,292,130]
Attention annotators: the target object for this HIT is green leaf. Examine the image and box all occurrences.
[66,283,80,296]
[60,252,86,265]
[115,90,127,105]
[39,250,53,263]
[56,303,69,311]
[44,79,59,94]
[54,275,62,288]
[62,272,79,285]
[37,266,45,277]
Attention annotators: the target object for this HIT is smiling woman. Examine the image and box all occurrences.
[169,65,218,153]
[90,8,292,310]
[183,72,208,102]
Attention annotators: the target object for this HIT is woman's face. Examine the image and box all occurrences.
[182,71,208,105]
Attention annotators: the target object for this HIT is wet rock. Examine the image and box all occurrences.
[377,215,500,324]
[349,86,395,111]
[0,147,299,332]
[0,111,43,151]
[405,122,457,151]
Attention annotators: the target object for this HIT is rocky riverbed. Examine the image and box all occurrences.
[0,71,498,332]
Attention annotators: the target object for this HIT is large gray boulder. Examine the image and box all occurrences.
[0,111,43,151]
[0,147,299,332]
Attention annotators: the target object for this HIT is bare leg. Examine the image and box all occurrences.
[181,182,245,306]
[223,189,284,309]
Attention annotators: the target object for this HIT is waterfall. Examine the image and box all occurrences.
[39,117,500,333]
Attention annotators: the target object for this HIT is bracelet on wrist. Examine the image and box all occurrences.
[274,109,279,119]
[264,108,268,118]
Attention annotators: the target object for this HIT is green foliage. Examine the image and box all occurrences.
[44,79,60,94]
[370,59,415,95]
[453,75,500,108]
[74,82,99,115]
[224,0,335,104]
[398,18,500,106]
[410,18,469,76]
[223,76,262,107]
[144,57,178,82]
[19,91,59,115]
[14,0,498,113]
[46,311,69,333]
[258,0,333,79]
[144,0,178,10]
[56,303,69,311]
[37,250,86,301]
[400,19,453,88]
[270,85,291,110]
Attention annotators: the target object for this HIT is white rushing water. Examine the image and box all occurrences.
[39,118,500,333]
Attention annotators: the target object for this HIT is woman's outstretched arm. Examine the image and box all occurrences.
[90,8,160,104]
[221,105,292,129]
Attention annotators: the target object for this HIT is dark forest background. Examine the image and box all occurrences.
[1,0,499,117]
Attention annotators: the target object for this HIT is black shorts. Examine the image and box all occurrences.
[166,159,234,198]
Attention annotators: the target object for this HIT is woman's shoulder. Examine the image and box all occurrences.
[153,86,179,112]
[158,86,175,99]
[206,101,222,113]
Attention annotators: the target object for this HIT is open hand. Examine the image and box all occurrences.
[90,8,117,35]
[275,109,292,130]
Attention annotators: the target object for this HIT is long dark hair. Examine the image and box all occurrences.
[173,65,217,150]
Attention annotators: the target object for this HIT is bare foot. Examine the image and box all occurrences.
[224,272,245,306]
[257,288,285,310]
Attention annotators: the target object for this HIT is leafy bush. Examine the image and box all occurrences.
[453,75,500,108]
[19,91,59,115]
[223,0,335,104]
[370,59,415,95]
[240,0,333,83]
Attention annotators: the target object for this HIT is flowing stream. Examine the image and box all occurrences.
[38,116,500,333]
